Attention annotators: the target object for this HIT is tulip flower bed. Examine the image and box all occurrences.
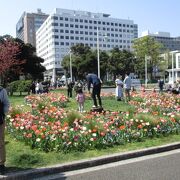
[6,92,180,153]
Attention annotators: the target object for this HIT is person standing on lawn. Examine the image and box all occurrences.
[86,73,102,108]
[115,75,123,101]
[123,72,132,102]
[0,85,10,175]
[76,88,85,112]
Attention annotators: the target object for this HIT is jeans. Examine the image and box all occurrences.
[92,84,102,107]
[0,123,5,165]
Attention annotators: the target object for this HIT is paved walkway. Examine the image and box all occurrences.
[1,142,180,179]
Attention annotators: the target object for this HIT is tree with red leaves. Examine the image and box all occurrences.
[0,39,23,85]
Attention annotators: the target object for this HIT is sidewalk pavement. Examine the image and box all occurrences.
[1,142,180,180]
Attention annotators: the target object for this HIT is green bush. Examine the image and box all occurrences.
[103,81,115,86]
[8,80,32,96]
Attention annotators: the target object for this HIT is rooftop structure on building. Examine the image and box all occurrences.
[141,30,180,52]
[16,9,48,47]
[36,8,138,82]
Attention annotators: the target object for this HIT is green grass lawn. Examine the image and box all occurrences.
[6,90,180,170]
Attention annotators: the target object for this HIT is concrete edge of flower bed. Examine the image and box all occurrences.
[2,142,180,180]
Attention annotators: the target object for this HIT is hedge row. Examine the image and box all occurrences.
[7,80,32,96]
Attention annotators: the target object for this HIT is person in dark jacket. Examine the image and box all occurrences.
[67,81,73,98]
[86,73,102,108]
[0,86,10,174]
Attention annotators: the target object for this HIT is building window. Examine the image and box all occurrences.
[65,24,69,27]
[60,29,64,33]
[70,30,74,33]
[65,30,69,33]
[70,36,74,40]
[75,25,79,28]
[52,23,58,26]
[75,19,78,22]
[52,29,58,32]
[60,23,64,27]
[60,17,63,20]
[60,36,64,39]
[55,42,59,45]
[52,16,58,20]
[75,37,79,40]
[65,36,69,39]
[80,19,83,22]
[70,24,74,28]
[65,18,68,21]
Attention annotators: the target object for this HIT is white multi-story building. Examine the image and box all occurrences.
[141,30,180,52]
[36,8,138,82]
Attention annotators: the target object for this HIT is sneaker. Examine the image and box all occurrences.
[92,105,96,108]
[0,165,5,175]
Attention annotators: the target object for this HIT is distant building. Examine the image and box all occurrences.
[165,51,180,84]
[36,8,138,82]
[141,30,180,51]
[16,9,48,47]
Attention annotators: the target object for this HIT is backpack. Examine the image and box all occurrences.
[0,88,5,124]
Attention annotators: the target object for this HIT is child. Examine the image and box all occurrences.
[76,89,85,112]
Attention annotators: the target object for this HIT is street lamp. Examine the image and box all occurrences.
[145,55,150,88]
[97,27,100,78]
[69,50,73,82]
[97,27,108,79]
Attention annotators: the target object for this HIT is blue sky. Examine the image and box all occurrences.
[0,0,179,37]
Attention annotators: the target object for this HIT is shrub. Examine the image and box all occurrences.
[8,80,32,95]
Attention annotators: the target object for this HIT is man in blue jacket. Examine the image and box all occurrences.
[86,73,102,108]
[0,86,10,174]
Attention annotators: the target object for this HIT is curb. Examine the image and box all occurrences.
[1,142,180,180]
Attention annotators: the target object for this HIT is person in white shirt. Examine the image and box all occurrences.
[115,75,123,101]
[123,72,132,102]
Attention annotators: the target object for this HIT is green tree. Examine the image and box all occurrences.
[133,36,163,80]
[15,38,46,80]
[62,44,109,80]
[108,48,135,80]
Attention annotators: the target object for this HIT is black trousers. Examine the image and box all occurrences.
[67,89,72,97]
[92,84,102,107]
